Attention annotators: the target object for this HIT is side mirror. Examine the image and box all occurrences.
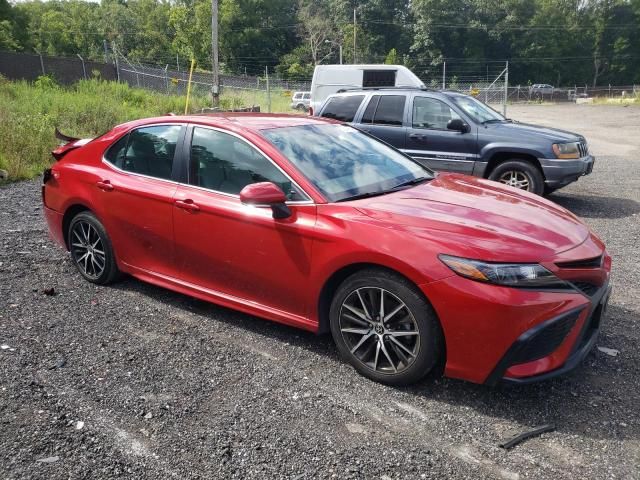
[447,118,469,133]
[239,182,291,219]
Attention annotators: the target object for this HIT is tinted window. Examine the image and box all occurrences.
[320,95,364,122]
[362,70,396,87]
[263,124,431,202]
[412,97,461,130]
[104,134,129,167]
[189,127,306,200]
[109,125,181,180]
[372,95,406,126]
[303,93,310,99]
[361,95,380,124]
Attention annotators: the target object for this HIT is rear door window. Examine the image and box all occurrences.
[361,95,380,123]
[104,125,182,180]
[320,95,365,122]
[104,134,129,167]
[122,125,181,180]
[371,95,406,126]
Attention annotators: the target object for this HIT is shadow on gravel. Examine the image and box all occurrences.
[110,278,638,444]
[110,278,337,358]
[549,192,640,219]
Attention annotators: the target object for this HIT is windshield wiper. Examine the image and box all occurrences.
[336,177,432,202]
[389,176,432,190]
[336,191,389,202]
[482,118,513,125]
[481,119,504,124]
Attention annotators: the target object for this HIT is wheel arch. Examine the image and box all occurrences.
[61,203,92,250]
[484,151,544,179]
[317,262,435,334]
[317,262,448,377]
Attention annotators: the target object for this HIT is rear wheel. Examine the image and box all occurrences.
[329,269,443,386]
[488,159,545,196]
[68,211,120,285]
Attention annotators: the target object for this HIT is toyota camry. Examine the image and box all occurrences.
[42,114,611,386]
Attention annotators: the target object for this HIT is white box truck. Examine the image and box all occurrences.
[309,64,425,114]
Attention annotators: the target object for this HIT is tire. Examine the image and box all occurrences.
[329,268,444,386]
[488,159,545,196]
[67,211,120,285]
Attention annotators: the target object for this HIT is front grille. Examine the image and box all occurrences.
[573,281,599,297]
[510,310,580,364]
[578,142,589,158]
[556,255,603,269]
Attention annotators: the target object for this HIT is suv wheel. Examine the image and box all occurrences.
[488,159,544,195]
[329,268,443,386]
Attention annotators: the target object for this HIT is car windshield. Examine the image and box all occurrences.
[451,95,505,123]
[262,124,432,202]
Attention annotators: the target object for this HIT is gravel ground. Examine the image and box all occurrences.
[1,105,639,479]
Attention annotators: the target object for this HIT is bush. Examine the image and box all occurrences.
[0,79,211,181]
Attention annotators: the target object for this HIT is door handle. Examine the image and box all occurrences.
[175,199,200,213]
[96,180,114,192]
[409,133,427,142]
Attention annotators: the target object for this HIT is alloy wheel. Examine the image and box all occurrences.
[498,170,531,190]
[70,221,106,280]
[339,287,420,374]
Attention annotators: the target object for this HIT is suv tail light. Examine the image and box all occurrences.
[308,107,313,116]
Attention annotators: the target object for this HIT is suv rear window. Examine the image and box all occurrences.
[320,95,365,122]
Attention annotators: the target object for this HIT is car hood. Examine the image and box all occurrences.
[353,173,590,262]
[486,121,584,143]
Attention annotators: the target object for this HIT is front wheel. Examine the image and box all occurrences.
[329,269,443,386]
[68,211,120,285]
[488,159,545,196]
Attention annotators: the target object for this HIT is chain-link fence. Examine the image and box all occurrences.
[115,56,311,112]
[0,50,117,83]
[1,50,638,113]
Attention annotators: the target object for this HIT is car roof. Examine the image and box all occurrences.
[117,113,339,133]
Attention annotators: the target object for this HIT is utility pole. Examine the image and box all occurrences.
[265,66,271,113]
[353,8,357,64]
[442,61,446,90]
[211,0,220,107]
[103,40,109,64]
[503,61,509,117]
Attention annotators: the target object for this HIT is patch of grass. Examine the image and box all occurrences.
[592,94,640,106]
[0,77,299,181]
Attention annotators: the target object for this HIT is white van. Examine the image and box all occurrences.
[310,64,425,114]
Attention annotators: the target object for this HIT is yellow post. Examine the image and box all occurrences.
[184,58,196,115]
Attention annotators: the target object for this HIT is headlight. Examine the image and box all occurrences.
[552,142,580,159]
[439,254,568,289]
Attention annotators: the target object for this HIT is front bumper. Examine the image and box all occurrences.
[486,281,611,385]
[421,242,611,385]
[539,155,595,188]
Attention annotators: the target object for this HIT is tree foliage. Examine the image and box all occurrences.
[0,0,638,84]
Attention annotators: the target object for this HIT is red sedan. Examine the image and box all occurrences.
[42,114,611,386]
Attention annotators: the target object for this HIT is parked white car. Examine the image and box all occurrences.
[310,64,425,114]
[290,91,311,111]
